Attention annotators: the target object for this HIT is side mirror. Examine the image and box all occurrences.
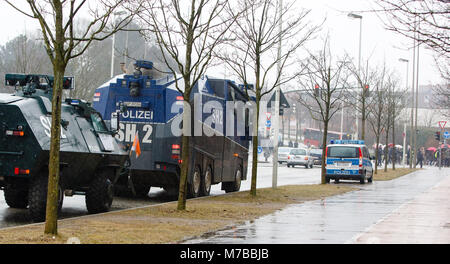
[111,111,120,132]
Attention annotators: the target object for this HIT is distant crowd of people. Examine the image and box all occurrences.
[375,146,450,168]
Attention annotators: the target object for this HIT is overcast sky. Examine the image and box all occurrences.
[0,0,443,87]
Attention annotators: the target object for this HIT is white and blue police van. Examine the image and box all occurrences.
[325,140,373,184]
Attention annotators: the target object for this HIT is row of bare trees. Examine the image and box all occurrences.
[3,0,438,237]
[4,0,318,235]
[291,40,407,183]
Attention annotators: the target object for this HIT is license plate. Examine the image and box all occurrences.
[337,162,351,167]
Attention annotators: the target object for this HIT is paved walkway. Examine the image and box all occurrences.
[353,170,450,243]
[185,167,450,244]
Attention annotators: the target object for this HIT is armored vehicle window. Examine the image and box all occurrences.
[91,113,108,132]
[209,79,225,99]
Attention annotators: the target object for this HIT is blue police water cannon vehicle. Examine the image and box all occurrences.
[93,60,252,197]
[325,140,374,184]
[0,73,129,221]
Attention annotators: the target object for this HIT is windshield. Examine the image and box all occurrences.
[91,113,108,132]
[327,146,359,158]
[310,149,322,155]
[279,148,291,153]
[290,149,307,155]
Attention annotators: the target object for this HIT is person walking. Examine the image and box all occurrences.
[416,147,424,168]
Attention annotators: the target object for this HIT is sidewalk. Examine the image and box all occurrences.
[185,167,450,244]
[353,170,450,243]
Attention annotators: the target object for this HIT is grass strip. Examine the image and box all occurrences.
[373,168,419,181]
[0,184,355,244]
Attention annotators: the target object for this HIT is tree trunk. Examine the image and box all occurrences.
[392,121,396,170]
[177,99,192,210]
[375,134,380,174]
[384,126,389,172]
[44,1,64,235]
[177,134,190,210]
[44,67,64,235]
[250,99,260,196]
[320,119,329,184]
[361,95,366,140]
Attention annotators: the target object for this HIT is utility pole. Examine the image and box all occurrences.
[413,43,420,168]
[272,0,282,189]
[409,28,416,168]
[399,58,409,167]
[348,13,362,140]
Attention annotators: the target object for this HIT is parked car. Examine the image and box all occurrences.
[287,148,314,168]
[309,148,323,165]
[278,147,292,164]
[325,140,374,184]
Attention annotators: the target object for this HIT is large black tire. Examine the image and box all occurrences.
[200,166,212,197]
[28,176,63,222]
[4,183,28,209]
[223,167,242,193]
[85,175,114,214]
[360,172,366,184]
[187,165,201,198]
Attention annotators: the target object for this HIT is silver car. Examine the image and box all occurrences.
[278,147,292,164]
[287,148,314,168]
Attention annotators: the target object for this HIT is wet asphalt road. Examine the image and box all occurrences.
[0,161,320,229]
[184,167,450,244]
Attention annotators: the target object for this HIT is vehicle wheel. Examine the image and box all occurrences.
[28,176,63,222]
[86,175,114,214]
[360,172,366,184]
[325,178,330,183]
[4,183,28,208]
[188,165,201,198]
[310,164,314,168]
[200,166,212,196]
[335,179,340,183]
[368,175,373,183]
[304,164,308,169]
[287,164,290,168]
[223,167,242,193]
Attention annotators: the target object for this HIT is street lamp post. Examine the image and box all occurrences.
[272,0,283,189]
[110,11,127,78]
[399,58,409,167]
[348,13,362,140]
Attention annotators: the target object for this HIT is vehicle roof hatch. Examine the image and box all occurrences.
[0,94,22,104]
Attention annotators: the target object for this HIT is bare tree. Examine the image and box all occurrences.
[367,64,389,174]
[376,0,449,59]
[0,32,52,92]
[135,0,237,210]
[388,74,407,170]
[6,0,137,235]
[344,59,377,140]
[216,0,318,196]
[297,40,350,184]
[432,57,450,117]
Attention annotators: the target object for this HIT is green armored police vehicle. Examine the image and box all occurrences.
[0,74,128,222]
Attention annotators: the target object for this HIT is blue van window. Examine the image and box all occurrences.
[327,146,358,158]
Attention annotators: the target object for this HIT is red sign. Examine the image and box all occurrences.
[438,121,447,129]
